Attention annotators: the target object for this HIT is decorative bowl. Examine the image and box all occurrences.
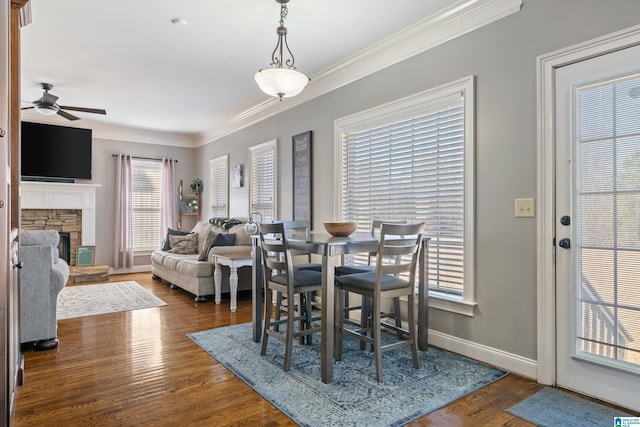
[323,222,357,237]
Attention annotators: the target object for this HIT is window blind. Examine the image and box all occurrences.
[340,99,465,295]
[575,72,640,365]
[250,140,277,222]
[131,159,162,251]
[209,155,229,218]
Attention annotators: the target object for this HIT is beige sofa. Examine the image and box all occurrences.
[151,220,253,303]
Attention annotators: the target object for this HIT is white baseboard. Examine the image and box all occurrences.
[428,329,538,380]
[109,264,152,275]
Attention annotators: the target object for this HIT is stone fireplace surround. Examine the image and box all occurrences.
[20,182,101,266]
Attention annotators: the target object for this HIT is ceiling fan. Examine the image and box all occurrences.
[21,83,107,121]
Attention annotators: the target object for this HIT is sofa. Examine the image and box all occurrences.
[20,229,70,351]
[151,219,253,303]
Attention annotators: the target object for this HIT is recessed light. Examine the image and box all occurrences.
[170,18,187,25]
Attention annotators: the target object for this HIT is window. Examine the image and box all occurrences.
[131,158,162,251]
[209,155,229,218]
[335,76,476,315]
[249,140,278,222]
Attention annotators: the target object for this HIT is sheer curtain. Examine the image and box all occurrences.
[113,154,133,268]
[160,158,176,239]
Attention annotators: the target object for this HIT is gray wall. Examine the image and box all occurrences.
[195,0,640,361]
[90,137,196,266]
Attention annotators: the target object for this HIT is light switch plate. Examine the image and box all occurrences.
[515,198,535,218]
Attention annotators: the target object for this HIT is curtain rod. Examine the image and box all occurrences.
[112,154,178,163]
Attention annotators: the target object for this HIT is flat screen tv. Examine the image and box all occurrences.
[21,121,92,181]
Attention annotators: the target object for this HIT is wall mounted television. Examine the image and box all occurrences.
[21,121,92,181]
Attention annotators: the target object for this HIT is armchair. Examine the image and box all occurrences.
[19,230,70,351]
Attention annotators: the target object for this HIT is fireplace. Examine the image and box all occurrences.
[21,209,82,265]
[58,232,71,264]
[20,182,100,267]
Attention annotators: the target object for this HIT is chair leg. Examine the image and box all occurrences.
[393,297,403,339]
[260,287,273,356]
[372,296,383,383]
[283,292,296,372]
[408,293,420,369]
[360,296,370,351]
[274,292,283,332]
[335,288,345,361]
[304,292,313,345]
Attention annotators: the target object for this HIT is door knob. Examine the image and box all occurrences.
[560,215,570,226]
[558,238,571,249]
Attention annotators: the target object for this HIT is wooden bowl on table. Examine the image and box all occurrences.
[323,222,357,237]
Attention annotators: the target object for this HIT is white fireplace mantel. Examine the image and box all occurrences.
[21,181,101,245]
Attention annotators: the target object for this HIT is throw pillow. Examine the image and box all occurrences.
[213,233,236,247]
[167,234,198,254]
[162,228,191,251]
[197,230,219,261]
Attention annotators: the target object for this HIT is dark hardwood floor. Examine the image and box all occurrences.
[10,272,558,425]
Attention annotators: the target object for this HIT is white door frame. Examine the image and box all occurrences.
[536,24,640,385]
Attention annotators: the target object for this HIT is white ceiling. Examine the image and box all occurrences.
[19,0,517,145]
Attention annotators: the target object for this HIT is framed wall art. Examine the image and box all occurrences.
[76,245,96,266]
[292,131,312,224]
[232,164,244,188]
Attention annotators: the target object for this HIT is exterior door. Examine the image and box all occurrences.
[555,43,640,411]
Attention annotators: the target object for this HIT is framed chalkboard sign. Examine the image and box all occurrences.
[77,245,96,266]
[293,131,312,224]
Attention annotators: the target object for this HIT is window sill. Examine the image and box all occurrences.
[133,249,155,256]
[404,291,477,317]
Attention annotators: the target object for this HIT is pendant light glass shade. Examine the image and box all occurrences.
[254,68,309,99]
[255,0,309,100]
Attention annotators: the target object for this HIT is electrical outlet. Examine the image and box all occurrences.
[515,198,535,218]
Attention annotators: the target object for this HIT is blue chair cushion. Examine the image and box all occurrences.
[270,269,322,288]
[335,264,375,276]
[336,272,409,293]
[295,263,322,272]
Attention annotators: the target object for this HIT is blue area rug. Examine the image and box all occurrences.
[188,322,508,427]
[506,387,635,427]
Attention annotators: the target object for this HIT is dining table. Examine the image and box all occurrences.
[251,231,430,384]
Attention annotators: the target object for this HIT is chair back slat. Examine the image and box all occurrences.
[374,222,424,291]
[258,222,295,282]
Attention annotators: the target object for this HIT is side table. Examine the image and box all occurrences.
[212,252,252,312]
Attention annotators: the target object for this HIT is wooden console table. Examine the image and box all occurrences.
[212,252,252,312]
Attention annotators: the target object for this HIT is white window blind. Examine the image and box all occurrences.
[249,140,278,222]
[209,155,229,218]
[131,159,162,251]
[575,72,640,366]
[336,77,474,300]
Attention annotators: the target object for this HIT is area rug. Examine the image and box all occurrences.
[506,386,634,427]
[57,281,167,319]
[188,322,508,427]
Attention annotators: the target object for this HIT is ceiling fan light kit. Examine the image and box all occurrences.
[254,0,309,100]
[34,103,59,116]
[22,82,107,121]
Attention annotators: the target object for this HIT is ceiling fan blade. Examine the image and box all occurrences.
[57,109,80,121]
[21,106,35,110]
[42,92,58,105]
[59,105,106,115]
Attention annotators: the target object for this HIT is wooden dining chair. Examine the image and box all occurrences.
[336,219,407,348]
[335,222,424,382]
[258,222,323,371]
[278,220,321,272]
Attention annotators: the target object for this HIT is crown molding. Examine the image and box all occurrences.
[20,112,197,147]
[196,0,522,147]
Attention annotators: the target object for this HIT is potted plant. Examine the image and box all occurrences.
[190,178,202,194]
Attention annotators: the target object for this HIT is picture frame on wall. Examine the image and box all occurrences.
[76,245,96,266]
[232,164,244,188]
[292,131,312,224]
